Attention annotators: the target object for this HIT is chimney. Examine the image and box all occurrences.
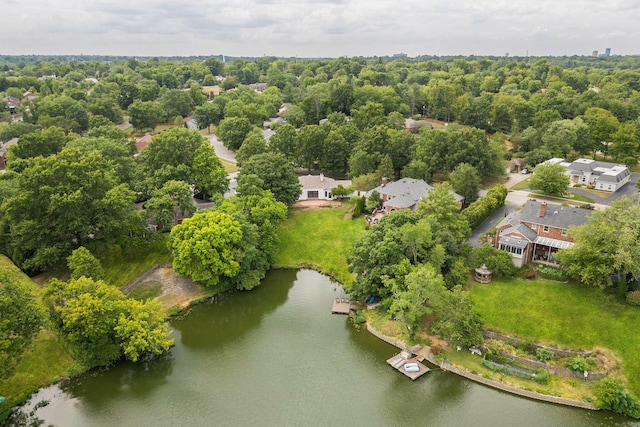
[320,173,324,182]
[381,177,387,187]
[539,202,547,217]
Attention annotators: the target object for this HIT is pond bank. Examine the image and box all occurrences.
[365,323,597,411]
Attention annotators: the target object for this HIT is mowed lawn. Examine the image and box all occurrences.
[470,279,640,396]
[275,205,367,286]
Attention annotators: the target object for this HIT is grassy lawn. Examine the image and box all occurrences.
[510,178,530,191]
[101,235,172,289]
[526,191,595,205]
[275,204,367,286]
[220,158,238,174]
[470,278,640,396]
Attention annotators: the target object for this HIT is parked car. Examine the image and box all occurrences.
[521,168,530,174]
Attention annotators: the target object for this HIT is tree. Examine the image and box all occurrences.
[7,126,70,170]
[127,100,166,132]
[235,129,267,166]
[67,246,105,281]
[418,182,470,245]
[145,180,195,229]
[558,195,640,293]
[470,245,517,278]
[430,285,484,347]
[295,124,326,170]
[194,102,222,132]
[268,123,298,162]
[450,163,481,207]
[1,148,145,271]
[168,211,250,288]
[239,152,301,208]
[595,376,640,419]
[0,259,45,378]
[45,277,172,365]
[160,89,193,118]
[217,117,254,150]
[192,142,228,201]
[529,163,570,196]
[609,123,639,166]
[387,264,444,340]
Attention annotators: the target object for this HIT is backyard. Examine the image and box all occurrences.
[470,278,640,397]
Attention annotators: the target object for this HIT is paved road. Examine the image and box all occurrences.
[208,134,237,163]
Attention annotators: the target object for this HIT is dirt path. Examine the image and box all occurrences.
[125,265,208,310]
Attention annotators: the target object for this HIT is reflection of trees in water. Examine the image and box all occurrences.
[173,269,297,350]
[60,351,175,409]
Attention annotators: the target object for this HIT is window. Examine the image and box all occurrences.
[608,185,612,190]
[307,190,319,199]
[516,248,522,255]
[543,225,549,232]
[561,229,568,237]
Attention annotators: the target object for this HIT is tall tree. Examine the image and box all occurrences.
[239,152,301,208]
[529,163,570,196]
[449,163,481,207]
[217,117,254,150]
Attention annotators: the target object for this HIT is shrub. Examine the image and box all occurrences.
[534,368,550,384]
[520,341,536,355]
[353,196,365,218]
[535,348,554,363]
[595,376,640,419]
[535,266,567,281]
[567,356,588,372]
[626,291,640,306]
[482,358,507,374]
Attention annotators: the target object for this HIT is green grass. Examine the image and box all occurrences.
[275,203,367,286]
[101,236,172,289]
[220,158,238,173]
[510,178,530,191]
[470,278,640,396]
[0,330,79,416]
[527,191,595,205]
[127,280,163,301]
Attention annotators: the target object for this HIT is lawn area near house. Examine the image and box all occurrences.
[275,203,367,286]
[470,278,640,397]
[101,235,172,289]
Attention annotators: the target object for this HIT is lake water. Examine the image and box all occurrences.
[18,269,637,426]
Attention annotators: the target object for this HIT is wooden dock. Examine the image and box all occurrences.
[386,351,430,380]
[331,298,353,314]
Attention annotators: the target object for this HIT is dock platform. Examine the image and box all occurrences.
[386,351,430,380]
[331,298,353,314]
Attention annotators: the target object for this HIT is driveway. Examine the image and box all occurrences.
[207,134,237,163]
[567,173,639,206]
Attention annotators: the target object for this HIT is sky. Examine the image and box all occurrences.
[2,0,639,58]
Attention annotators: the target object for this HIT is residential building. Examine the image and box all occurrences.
[298,174,352,201]
[367,178,464,213]
[548,158,631,192]
[494,200,591,267]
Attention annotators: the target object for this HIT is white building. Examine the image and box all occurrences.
[298,174,352,201]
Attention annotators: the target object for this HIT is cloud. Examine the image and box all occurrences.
[1,0,638,56]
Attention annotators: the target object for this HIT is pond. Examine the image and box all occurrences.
[16,270,637,426]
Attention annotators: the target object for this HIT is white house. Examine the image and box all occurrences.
[298,174,352,201]
[547,158,632,192]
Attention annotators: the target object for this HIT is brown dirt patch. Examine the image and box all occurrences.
[131,266,209,310]
[293,199,343,209]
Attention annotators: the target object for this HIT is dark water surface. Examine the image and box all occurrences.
[23,270,637,426]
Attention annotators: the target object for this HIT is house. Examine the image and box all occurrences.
[263,117,286,129]
[3,96,22,111]
[185,116,198,130]
[0,138,18,168]
[494,200,591,267]
[298,174,352,201]
[23,91,36,102]
[278,103,292,116]
[405,118,418,133]
[249,83,267,93]
[562,158,631,192]
[509,158,526,173]
[135,134,153,154]
[367,178,464,213]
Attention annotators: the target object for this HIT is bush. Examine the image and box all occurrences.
[595,376,640,419]
[536,266,567,281]
[535,348,554,363]
[461,184,508,229]
[482,358,507,374]
[353,196,365,218]
[520,341,536,355]
[534,368,550,384]
[567,356,588,372]
[626,291,640,306]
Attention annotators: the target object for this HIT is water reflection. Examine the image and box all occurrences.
[173,269,296,350]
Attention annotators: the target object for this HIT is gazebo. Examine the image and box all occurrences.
[474,264,492,284]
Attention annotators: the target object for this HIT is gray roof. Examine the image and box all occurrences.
[298,174,351,191]
[499,236,529,249]
[500,223,538,242]
[369,178,464,204]
[518,200,591,230]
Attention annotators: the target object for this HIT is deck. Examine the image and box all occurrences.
[386,351,430,380]
[331,298,353,314]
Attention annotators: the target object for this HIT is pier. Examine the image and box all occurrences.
[331,298,353,314]
[386,350,430,380]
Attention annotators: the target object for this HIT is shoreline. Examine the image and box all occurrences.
[365,322,598,411]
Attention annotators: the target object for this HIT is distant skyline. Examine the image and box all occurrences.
[2,0,639,58]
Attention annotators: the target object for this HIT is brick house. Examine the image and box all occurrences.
[494,200,591,267]
[366,178,464,213]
